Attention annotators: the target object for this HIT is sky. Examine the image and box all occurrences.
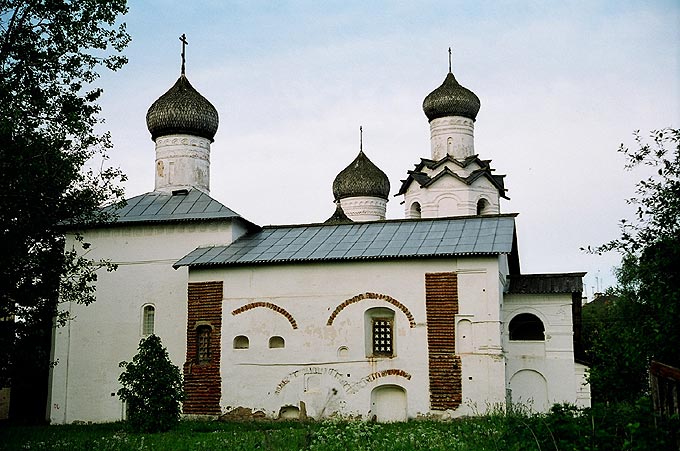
[94,1,680,298]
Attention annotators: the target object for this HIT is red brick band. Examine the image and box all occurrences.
[326,292,416,328]
[231,302,298,329]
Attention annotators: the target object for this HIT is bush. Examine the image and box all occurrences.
[117,335,184,432]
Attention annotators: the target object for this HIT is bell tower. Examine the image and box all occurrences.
[397,49,507,218]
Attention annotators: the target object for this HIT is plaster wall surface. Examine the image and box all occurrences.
[48,220,243,424]
[502,293,590,411]
[403,166,500,218]
[429,116,475,160]
[190,256,507,420]
[154,134,211,194]
[338,196,387,222]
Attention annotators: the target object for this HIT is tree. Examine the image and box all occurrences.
[118,335,184,432]
[0,1,130,421]
[584,128,680,402]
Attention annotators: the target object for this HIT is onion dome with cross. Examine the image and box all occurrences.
[146,34,219,142]
[331,127,390,222]
[422,48,480,122]
[333,128,390,201]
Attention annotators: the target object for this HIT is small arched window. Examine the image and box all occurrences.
[410,202,422,219]
[142,305,155,336]
[196,325,211,363]
[477,199,489,216]
[269,336,285,349]
[233,335,249,349]
[509,313,545,341]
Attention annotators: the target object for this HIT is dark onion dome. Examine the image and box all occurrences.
[422,71,480,122]
[146,74,219,142]
[332,150,390,200]
[324,203,353,224]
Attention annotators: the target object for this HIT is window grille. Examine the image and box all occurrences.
[372,318,393,356]
[142,305,155,335]
[197,326,211,363]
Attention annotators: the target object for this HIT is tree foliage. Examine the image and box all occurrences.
[118,335,184,433]
[0,0,130,419]
[584,128,680,402]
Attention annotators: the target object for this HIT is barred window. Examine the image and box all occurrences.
[365,307,395,357]
[372,318,393,356]
[142,305,155,336]
[197,326,211,363]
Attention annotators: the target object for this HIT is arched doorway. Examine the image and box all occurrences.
[509,369,549,412]
[370,385,407,422]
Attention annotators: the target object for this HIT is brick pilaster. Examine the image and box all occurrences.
[425,272,462,410]
[183,281,222,415]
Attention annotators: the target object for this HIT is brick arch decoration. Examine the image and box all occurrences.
[348,369,412,394]
[326,292,416,328]
[231,302,298,329]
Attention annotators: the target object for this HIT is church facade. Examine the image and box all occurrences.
[48,54,589,423]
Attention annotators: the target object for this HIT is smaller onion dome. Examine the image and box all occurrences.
[324,203,353,224]
[146,74,219,142]
[332,150,390,200]
[422,71,480,122]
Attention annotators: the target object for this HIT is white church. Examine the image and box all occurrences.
[47,49,590,423]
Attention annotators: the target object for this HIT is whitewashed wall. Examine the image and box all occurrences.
[48,219,246,424]
[403,166,501,219]
[191,256,508,420]
[154,134,212,194]
[502,292,591,411]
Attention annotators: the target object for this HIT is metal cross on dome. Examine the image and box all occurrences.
[448,46,452,73]
[360,125,363,152]
[180,33,188,75]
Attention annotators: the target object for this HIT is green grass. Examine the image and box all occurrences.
[1,401,677,451]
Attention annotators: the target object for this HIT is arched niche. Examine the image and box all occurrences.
[370,385,407,422]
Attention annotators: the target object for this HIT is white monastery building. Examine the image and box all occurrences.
[48,50,590,423]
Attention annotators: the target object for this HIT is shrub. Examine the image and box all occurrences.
[117,335,184,432]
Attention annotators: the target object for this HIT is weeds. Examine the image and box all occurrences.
[1,399,677,451]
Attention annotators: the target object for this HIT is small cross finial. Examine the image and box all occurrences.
[360,125,363,152]
[180,34,189,75]
[448,47,452,73]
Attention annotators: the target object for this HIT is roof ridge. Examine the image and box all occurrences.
[257,212,519,230]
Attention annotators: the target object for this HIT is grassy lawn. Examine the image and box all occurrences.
[1,401,677,451]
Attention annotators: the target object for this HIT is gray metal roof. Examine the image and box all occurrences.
[100,189,245,225]
[174,214,517,268]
